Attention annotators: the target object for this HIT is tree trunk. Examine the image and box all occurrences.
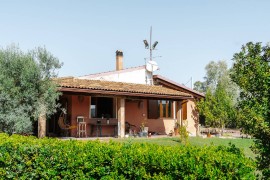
[38,112,46,138]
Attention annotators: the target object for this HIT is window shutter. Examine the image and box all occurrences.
[148,100,159,119]
[165,101,169,118]
[159,101,163,118]
[182,101,187,120]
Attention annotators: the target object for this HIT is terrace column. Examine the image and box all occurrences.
[117,98,125,138]
[176,101,182,127]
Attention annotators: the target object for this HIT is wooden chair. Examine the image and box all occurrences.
[77,116,87,138]
[58,113,76,136]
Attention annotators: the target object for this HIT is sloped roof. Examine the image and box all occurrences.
[153,75,205,98]
[55,77,192,100]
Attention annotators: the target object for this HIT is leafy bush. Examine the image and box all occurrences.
[0,133,255,179]
[178,125,189,145]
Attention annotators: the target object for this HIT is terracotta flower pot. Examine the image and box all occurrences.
[174,128,179,136]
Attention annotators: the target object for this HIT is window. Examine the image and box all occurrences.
[148,100,173,119]
[90,97,116,118]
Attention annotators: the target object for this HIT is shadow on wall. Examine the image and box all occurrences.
[125,100,166,135]
[125,100,147,132]
[147,119,167,135]
[191,103,200,136]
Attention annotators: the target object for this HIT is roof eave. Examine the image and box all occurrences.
[153,75,205,98]
[59,87,192,100]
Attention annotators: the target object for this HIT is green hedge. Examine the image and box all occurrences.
[0,134,255,179]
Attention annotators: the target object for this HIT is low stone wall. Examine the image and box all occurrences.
[200,128,251,138]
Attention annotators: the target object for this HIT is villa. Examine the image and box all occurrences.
[45,50,204,138]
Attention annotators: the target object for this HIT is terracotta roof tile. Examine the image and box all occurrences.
[153,75,205,98]
[55,77,192,98]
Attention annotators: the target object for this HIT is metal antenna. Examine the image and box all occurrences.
[184,77,193,89]
[150,26,152,61]
[143,26,159,62]
[143,27,160,85]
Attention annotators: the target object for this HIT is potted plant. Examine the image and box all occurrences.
[140,119,148,137]
[174,122,180,136]
[207,128,211,138]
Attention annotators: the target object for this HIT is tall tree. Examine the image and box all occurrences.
[194,60,237,94]
[0,45,62,136]
[230,42,270,177]
[193,81,206,93]
[195,60,238,128]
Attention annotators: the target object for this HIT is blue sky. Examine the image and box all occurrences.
[1,0,269,87]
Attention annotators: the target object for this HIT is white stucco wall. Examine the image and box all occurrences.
[79,68,153,85]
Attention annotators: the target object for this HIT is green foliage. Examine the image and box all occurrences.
[230,42,270,177]
[197,86,237,128]
[0,133,256,179]
[116,137,255,159]
[194,61,237,94]
[178,125,189,145]
[193,81,206,93]
[196,61,238,128]
[0,45,62,135]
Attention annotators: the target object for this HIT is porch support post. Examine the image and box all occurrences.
[117,98,125,138]
[176,101,182,126]
[38,111,46,138]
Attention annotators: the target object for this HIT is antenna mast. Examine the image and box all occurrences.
[143,26,159,61]
[143,27,159,85]
[150,26,152,61]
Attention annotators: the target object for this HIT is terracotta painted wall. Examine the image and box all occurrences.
[125,99,176,135]
[183,99,199,136]
[147,118,175,135]
[70,95,90,137]
[70,95,117,137]
[66,95,197,137]
[125,99,147,133]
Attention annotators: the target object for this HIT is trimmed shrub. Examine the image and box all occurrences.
[0,133,255,179]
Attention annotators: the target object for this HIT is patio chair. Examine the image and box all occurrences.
[77,116,87,138]
[58,113,76,136]
[125,122,137,136]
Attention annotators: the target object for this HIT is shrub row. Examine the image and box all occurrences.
[0,133,255,179]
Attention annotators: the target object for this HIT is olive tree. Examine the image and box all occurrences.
[0,45,62,136]
[230,42,270,177]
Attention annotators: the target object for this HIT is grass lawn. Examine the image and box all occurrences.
[114,136,255,159]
